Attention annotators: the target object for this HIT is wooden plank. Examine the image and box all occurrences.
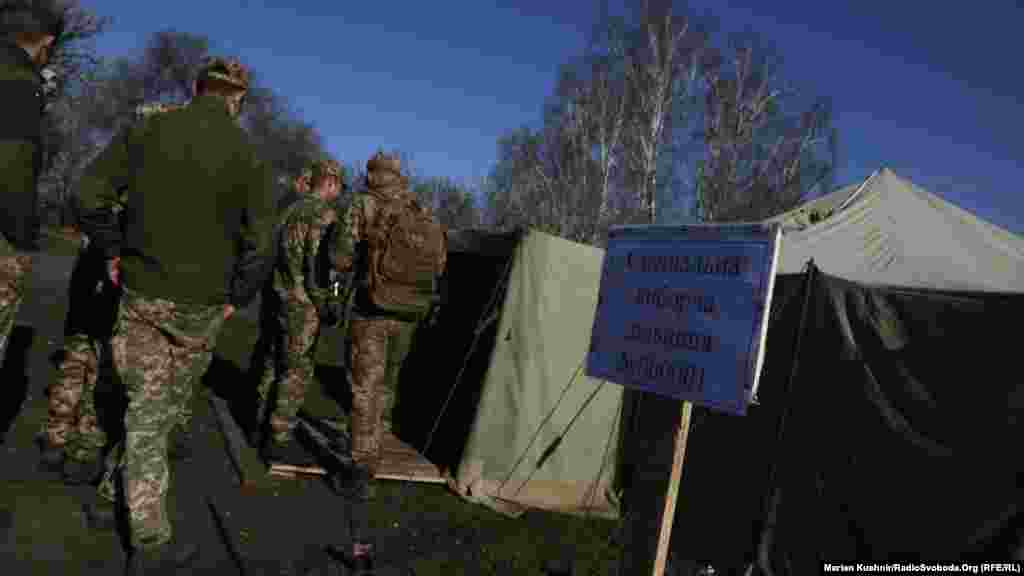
[375,473,448,484]
[653,401,693,575]
[269,463,328,476]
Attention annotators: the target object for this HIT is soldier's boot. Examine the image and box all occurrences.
[125,536,198,576]
[62,456,104,486]
[83,498,117,531]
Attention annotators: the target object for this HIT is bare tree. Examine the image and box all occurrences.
[411,176,479,230]
[696,35,835,222]
[46,0,109,100]
[137,29,209,102]
[37,0,108,225]
[622,0,705,224]
[585,2,632,229]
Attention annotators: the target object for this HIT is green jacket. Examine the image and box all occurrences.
[0,39,45,252]
[78,94,276,308]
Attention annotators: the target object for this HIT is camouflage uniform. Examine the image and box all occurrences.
[95,289,226,547]
[257,159,344,446]
[78,57,276,554]
[339,152,445,473]
[43,103,181,465]
[0,3,64,365]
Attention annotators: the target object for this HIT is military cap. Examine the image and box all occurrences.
[366,151,401,175]
[0,0,64,38]
[196,56,249,91]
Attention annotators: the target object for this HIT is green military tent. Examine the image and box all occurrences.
[393,228,624,519]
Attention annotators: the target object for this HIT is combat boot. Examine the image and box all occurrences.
[62,457,104,486]
[82,498,117,531]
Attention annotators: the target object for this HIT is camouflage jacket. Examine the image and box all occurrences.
[77,94,276,309]
[271,192,339,314]
[0,39,45,251]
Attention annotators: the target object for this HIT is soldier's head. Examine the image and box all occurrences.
[365,150,406,190]
[294,167,312,194]
[193,56,249,117]
[1,0,65,68]
[309,158,345,201]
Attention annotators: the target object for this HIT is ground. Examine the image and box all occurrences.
[0,229,623,575]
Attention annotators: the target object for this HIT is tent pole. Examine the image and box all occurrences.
[755,259,817,574]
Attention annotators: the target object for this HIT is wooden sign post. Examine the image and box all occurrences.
[586,223,782,576]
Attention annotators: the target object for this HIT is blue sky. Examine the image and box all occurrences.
[86,0,1023,232]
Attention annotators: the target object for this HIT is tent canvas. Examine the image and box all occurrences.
[394,229,624,519]
[768,167,1024,292]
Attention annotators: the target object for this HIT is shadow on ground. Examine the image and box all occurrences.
[0,325,35,443]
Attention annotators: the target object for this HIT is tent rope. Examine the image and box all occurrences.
[507,373,609,501]
[497,361,584,495]
[393,234,520,529]
[416,241,518,461]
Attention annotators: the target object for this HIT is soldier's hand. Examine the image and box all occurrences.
[223,304,236,320]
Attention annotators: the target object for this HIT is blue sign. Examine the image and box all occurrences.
[585,223,781,416]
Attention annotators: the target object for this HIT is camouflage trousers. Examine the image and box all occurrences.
[257,297,320,445]
[42,333,108,462]
[0,235,31,365]
[348,317,416,472]
[96,288,225,550]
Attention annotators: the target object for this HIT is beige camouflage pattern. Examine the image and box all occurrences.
[256,191,337,444]
[96,288,225,550]
[197,56,249,91]
[0,235,31,364]
[339,153,425,469]
[43,333,107,461]
[348,317,416,471]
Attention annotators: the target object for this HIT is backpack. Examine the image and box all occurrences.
[365,190,447,316]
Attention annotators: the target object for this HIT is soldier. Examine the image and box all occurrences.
[346,151,448,484]
[254,158,347,466]
[0,0,62,381]
[36,232,122,485]
[0,0,64,537]
[77,56,275,573]
[38,103,191,486]
[333,151,446,568]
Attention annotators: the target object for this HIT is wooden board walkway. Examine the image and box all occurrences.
[270,430,446,484]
